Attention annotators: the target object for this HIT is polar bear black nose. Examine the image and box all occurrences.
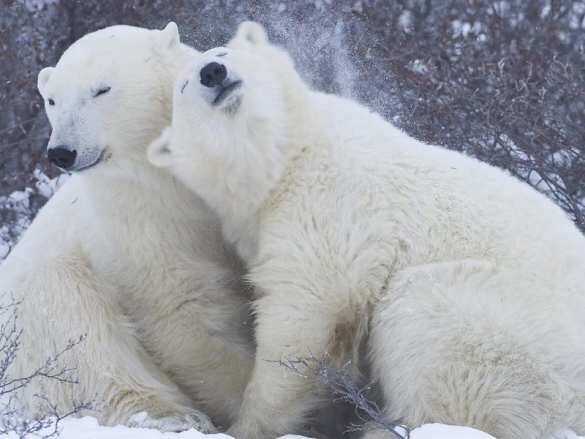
[48,146,77,170]
[200,62,227,87]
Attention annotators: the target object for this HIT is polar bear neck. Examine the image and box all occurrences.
[80,155,207,223]
[208,91,324,262]
[196,131,293,261]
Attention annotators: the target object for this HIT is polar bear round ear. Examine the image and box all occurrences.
[158,22,180,51]
[37,66,54,95]
[229,21,268,48]
[148,128,174,168]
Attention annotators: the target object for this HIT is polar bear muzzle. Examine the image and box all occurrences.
[47,145,77,170]
[198,61,243,109]
[47,143,104,172]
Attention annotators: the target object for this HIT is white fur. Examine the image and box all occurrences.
[150,22,585,439]
[0,23,254,430]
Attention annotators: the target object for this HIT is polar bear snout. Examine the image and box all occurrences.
[200,62,227,88]
[195,58,243,110]
[47,142,105,172]
[48,145,77,170]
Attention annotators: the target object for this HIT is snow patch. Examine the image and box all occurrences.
[0,189,33,262]
[410,423,494,438]
[399,10,413,33]
[1,416,231,439]
[33,168,68,198]
[0,242,9,260]
[17,0,60,12]
[12,417,583,439]
[408,59,429,75]
[0,169,68,262]
[451,20,482,38]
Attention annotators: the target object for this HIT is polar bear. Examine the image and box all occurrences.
[148,22,585,439]
[0,23,254,432]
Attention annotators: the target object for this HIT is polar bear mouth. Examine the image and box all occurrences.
[212,80,243,106]
[75,149,106,172]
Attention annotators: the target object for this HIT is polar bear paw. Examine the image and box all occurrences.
[127,410,217,433]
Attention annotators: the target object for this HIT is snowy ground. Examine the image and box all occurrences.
[1,416,583,439]
[0,416,501,439]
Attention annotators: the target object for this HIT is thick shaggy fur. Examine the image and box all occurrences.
[149,22,585,439]
[0,24,253,431]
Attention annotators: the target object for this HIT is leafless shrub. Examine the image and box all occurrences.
[0,297,91,438]
[275,357,409,438]
[349,0,585,230]
[1,0,584,241]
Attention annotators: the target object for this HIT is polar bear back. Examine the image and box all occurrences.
[280,91,585,287]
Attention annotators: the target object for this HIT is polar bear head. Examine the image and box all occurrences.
[38,22,192,173]
[148,22,312,220]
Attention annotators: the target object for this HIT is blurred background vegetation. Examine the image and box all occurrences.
[1,0,584,253]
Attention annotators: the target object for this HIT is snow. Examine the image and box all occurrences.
[398,10,413,33]
[1,417,231,439]
[451,20,482,38]
[0,417,494,439]
[410,424,494,438]
[0,189,33,262]
[33,168,68,199]
[408,59,429,75]
[2,416,580,439]
[17,0,60,12]
[0,242,9,260]
[0,169,67,263]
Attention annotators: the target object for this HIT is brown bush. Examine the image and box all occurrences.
[1,0,584,245]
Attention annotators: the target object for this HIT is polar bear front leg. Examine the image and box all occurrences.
[15,250,215,433]
[227,291,339,439]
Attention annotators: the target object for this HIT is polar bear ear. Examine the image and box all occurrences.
[229,21,268,48]
[148,128,174,168]
[158,22,181,51]
[37,66,54,95]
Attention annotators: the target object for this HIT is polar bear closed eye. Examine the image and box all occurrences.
[150,22,585,439]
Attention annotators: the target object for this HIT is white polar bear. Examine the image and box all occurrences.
[148,22,585,439]
[0,23,254,431]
